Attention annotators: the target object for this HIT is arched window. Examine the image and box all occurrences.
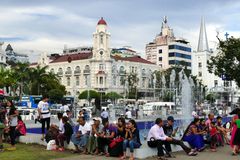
[67,77,71,86]
[76,76,80,86]
[120,66,125,74]
[50,68,54,73]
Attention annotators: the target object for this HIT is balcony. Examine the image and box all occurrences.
[65,71,72,76]
[57,72,63,77]
[74,70,81,75]
[119,70,126,76]
[83,69,91,75]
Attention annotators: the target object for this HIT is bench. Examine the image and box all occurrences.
[19,134,187,159]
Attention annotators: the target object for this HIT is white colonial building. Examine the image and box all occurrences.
[0,42,6,68]
[192,18,239,105]
[32,18,161,98]
[146,17,192,70]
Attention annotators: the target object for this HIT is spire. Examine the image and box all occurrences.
[197,17,209,52]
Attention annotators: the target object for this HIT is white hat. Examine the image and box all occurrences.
[93,117,102,122]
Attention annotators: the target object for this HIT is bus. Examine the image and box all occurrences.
[142,102,175,116]
[19,95,42,108]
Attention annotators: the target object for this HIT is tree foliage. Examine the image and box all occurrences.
[78,90,100,100]
[208,36,240,86]
[48,89,65,103]
[0,63,66,99]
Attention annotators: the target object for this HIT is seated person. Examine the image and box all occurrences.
[15,116,26,137]
[55,116,73,151]
[209,121,220,152]
[217,116,230,145]
[182,118,206,151]
[97,120,117,156]
[147,118,197,160]
[87,117,103,154]
[117,117,126,138]
[71,116,91,153]
[121,119,141,160]
[163,116,178,157]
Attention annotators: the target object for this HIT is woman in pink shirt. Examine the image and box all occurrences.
[15,116,26,136]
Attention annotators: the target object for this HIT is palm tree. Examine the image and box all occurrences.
[11,62,31,99]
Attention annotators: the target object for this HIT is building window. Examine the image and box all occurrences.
[214,80,218,87]
[159,49,162,54]
[99,64,104,70]
[76,76,80,86]
[169,45,191,52]
[100,77,103,85]
[113,76,117,86]
[198,72,202,77]
[168,52,191,59]
[169,60,191,67]
[159,57,162,61]
[67,77,71,86]
[100,34,103,44]
[85,75,88,86]
[142,78,146,88]
[198,62,202,68]
[120,76,125,86]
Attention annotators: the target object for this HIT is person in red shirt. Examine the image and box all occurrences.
[15,116,26,137]
[209,122,218,152]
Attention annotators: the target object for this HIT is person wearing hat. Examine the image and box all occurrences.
[163,116,178,157]
[87,117,103,154]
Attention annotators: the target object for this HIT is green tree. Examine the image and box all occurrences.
[105,92,122,104]
[48,89,65,103]
[127,72,139,100]
[208,36,240,86]
[78,90,100,105]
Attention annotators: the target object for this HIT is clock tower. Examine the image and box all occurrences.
[92,17,111,60]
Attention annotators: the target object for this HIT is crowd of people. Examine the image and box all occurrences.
[0,100,26,152]
[1,95,240,160]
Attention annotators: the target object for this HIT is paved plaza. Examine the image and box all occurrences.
[55,146,239,160]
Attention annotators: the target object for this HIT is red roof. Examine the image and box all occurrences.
[30,62,38,66]
[50,52,92,63]
[112,55,154,64]
[97,17,107,25]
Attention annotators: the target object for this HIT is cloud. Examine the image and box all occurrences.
[0,0,239,62]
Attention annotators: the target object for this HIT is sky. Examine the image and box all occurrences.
[0,0,240,62]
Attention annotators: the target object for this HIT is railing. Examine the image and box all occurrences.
[74,70,81,75]
[65,71,72,76]
[83,69,91,74]
[57,72,63,76]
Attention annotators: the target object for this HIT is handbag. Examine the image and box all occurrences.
[109,137,124,148]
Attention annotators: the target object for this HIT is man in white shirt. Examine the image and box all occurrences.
[101,109,109,123]
[37,95,50,140]
[71,116,91,153]
[147,118,197,159]
[125,109,132,119]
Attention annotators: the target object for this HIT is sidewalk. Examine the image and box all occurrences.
[55,146,239,160]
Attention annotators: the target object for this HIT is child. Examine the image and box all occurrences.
[15,116,26,137]
[209,122,218,152]
[216,116,230,145]
[55,116,73,151]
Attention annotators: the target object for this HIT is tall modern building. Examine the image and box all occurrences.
[146,17,192,70]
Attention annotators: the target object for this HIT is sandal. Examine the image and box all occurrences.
[158,157,168,160]
[120,156,126,160]
[232,152,237,156]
